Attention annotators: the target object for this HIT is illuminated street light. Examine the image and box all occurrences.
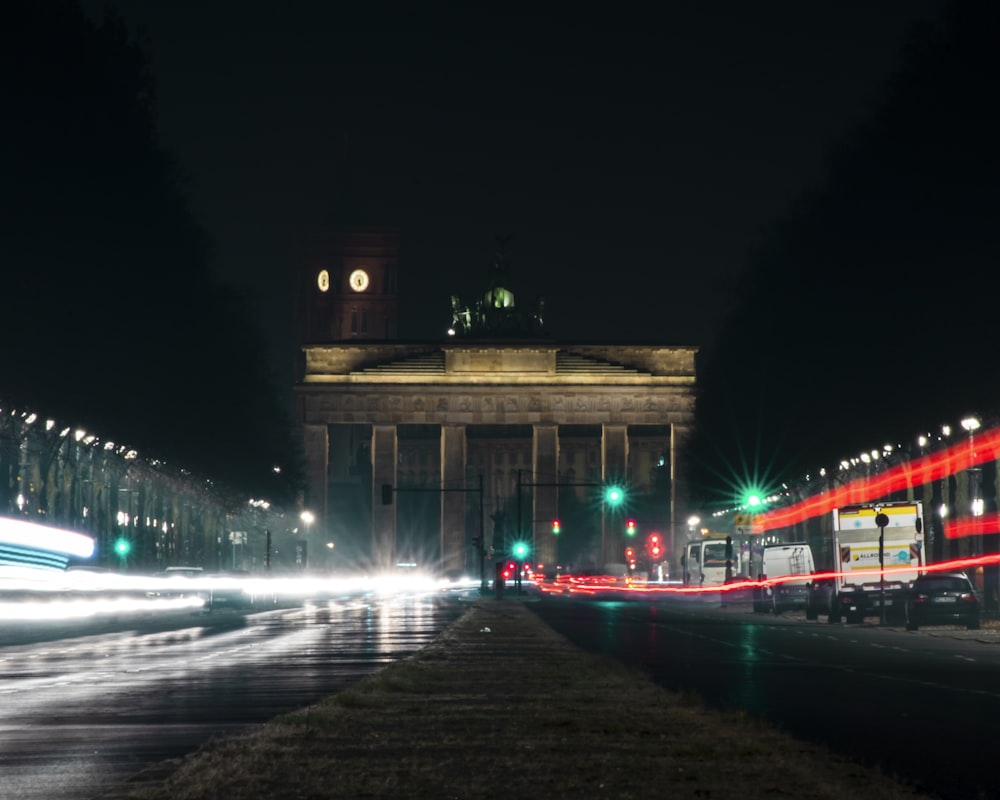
[961,417,981,433]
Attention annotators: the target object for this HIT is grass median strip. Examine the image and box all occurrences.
[103,600,934,800]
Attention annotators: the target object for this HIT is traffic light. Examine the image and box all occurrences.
[624,546,636,564]
[724,535,733,561]
[512,541,529,559]
[737,482,769,510]
[114,538,131,558]
[604,485,625,506]
[551,519,561,535]
[502,560,517,580]
[625,519,637,536]
[647,532,662,559]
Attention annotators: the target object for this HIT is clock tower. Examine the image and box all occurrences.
[298,227,400,350]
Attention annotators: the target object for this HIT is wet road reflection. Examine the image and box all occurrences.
[0,593,469,800]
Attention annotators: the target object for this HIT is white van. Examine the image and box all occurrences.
[699,538,740,586]
[752,542,816,613]
[681,541,702,586]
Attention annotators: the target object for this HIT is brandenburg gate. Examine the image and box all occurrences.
[294,341,697,574]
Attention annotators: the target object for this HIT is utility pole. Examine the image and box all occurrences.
[875,509,889,625]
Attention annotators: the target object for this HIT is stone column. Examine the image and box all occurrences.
[440,424,467,574]
[302,424,329,538]
[670,423,692,575]
[532,424,559,571]
[371,424,397,571]
[601,423,629,567]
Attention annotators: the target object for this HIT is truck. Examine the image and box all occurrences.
[751,542,816,614]
[806,500,925,624]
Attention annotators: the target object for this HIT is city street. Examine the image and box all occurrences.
[0,594,468,800]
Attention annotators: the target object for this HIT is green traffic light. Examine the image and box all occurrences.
[604,485,624,505]
[114,538,131,557]
[737,481,770,510]
[512,541,529,558]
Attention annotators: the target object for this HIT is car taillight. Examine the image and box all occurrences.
[960,593,977,603]
[912,594,929,605]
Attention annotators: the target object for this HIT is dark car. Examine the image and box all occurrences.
[905,572,980,631]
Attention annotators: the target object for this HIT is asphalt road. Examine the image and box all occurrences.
[0,593,468,800]
[530,595,1000,800]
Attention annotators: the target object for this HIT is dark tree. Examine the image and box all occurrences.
[0,0,303,504]
[685,0,1000,510]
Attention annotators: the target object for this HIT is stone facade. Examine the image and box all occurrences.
[294,342,697,575]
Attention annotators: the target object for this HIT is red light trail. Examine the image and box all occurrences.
[537,553,1000,598]
[943,512,1000,540]
[758,426,1000,532]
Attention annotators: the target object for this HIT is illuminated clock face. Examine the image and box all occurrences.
[317,269,330,292]
[349,269,370,292]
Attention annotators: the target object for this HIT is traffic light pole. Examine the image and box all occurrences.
[478,473,485,595]
[516,472,619,581]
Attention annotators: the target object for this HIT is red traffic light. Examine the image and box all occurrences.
[624,546,636,563]
[626,519,637,535]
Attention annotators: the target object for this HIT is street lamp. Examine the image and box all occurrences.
[961,417,983,569]
[960,417,980,434]
[960,418,982,513]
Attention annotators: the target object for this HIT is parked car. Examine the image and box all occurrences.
[905,572,980,631]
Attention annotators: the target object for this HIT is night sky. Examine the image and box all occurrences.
[80,1,943,389]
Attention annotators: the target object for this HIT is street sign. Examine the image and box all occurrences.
[735,513,762,536]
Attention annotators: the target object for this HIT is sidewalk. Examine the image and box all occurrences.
[103,597,935,800]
